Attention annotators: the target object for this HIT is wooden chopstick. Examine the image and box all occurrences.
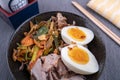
[72,1,120,45]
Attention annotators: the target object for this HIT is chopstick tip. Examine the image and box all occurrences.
[71,0,76,4]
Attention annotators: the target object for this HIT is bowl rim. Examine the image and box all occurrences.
[6,11,106,80]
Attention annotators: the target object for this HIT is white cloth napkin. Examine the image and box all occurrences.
[87,0,120,29]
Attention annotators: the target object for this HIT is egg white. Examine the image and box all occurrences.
[61,26,94,45]
[61,44,99,75]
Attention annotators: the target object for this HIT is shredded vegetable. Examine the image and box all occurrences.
[12,13,70,71]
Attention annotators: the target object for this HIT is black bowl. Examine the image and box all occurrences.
[7,11,106,80]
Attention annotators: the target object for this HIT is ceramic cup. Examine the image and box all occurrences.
[9,0,28,12]
[0,0,28,13]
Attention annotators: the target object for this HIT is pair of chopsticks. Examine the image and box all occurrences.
[72,1,120,45]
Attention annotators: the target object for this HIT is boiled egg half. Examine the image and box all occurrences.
[61,26,94,45]
[61,44,99,75]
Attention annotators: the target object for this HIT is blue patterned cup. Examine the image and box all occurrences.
[9,0,28,12]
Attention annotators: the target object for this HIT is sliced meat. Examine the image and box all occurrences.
[31,74,36,80]
[61,75,85,80]
[69,75,85,80]
[51,70,59,80]
[30,59,47,80]
[56,59,68,77]
[57,13,68,29]
[51,16,57,22]
[60,78,69,80]
[31,54,86,80]
[48,71,54,80]
[42,54,60,72]
[48,67,59,80]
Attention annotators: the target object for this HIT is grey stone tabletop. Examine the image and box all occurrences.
[0,0,120,80]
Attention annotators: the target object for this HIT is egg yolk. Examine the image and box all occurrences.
[67,28,86,41]
[68,46,89,64]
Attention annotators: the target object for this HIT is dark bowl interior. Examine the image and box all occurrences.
[7,11,106,80]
